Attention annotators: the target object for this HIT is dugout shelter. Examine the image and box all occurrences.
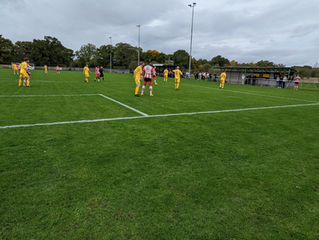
[213,66,298,88]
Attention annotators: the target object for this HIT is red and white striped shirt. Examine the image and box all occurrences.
[143,65,155,79]
[294,76,301,83]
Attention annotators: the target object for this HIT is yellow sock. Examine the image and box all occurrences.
[26,80,30,86]
[18,79,22,86]
[135,87,139,95]
[177,83,180,89]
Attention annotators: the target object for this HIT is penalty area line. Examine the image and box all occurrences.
[98,94,149,116]
[0,94,100,98]
[0,102,318,129]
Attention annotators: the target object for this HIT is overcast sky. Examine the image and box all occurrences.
[1,0,319,66]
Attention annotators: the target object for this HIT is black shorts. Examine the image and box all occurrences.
[144,78,152,82]
[100,72,104,77]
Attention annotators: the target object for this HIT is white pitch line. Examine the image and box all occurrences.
[192,84,316,103]
[1,102,318,129]
[99,94,149,116]
[0,94,99,98]
[0,116,145,129]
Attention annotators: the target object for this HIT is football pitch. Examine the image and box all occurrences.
[1,69,319,239]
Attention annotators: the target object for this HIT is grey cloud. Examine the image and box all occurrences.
[1,0,318,66]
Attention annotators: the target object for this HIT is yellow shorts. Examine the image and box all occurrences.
[135,78,140,85]
[85,74,89,78]
[20,72,28,79]
[175,78,180,83]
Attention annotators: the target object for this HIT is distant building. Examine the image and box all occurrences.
[213,66,298,88]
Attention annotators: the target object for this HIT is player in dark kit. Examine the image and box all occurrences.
[99,66,104,81]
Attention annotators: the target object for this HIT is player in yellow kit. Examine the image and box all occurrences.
[173,66,183,90]
[83,64,90,83]
[19,58,29,87]
[163,68,168,82]
[44,65,48,73]
[12,63,18,75]
[133,62,144,97]
[219,71,227,89]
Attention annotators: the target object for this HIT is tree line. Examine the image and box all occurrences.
[1,35,318,77]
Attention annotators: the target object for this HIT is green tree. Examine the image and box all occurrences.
[0,35,14,64]
[197,58,209,65]
[31,39,50,66]
[172,50,189,67]
[198,63,211,72]
[41,36,73,66]
[210,55,230,67]
[230,60,239,66]
[75,43,97,67]
[96,44,114,67]
[255,60,275,67]
[11,36,73,66]
[113,42,137,67]
[12,41,33,62]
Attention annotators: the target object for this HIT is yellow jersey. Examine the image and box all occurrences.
[12,64,17,70]
[83,66,89,74]
[220,72,226,81]
[173,69,183,79]
[164,69,168,76]
[20,61,28,74]
[44,65,47,70]
[134,66,142,80]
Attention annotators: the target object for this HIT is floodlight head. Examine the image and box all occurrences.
[193,2,196,6]
[188,4,192,7]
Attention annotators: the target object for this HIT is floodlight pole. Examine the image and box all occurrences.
[188,2,196,79]
[137,24,141,65]
[109,36,112,73]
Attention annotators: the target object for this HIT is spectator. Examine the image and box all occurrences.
[294,74,301,90]
[279,76,283,88]
[282,76,288,88]
[276,76,280,88]
[241,74,245,85]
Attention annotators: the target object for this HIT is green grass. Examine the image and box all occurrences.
[0,69,319,239]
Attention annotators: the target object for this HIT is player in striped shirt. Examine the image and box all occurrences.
[294,75,301,90]
[141,62,155,96]
[55,65,61,74]
[152,66,158,85]
[95,66,100,82]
